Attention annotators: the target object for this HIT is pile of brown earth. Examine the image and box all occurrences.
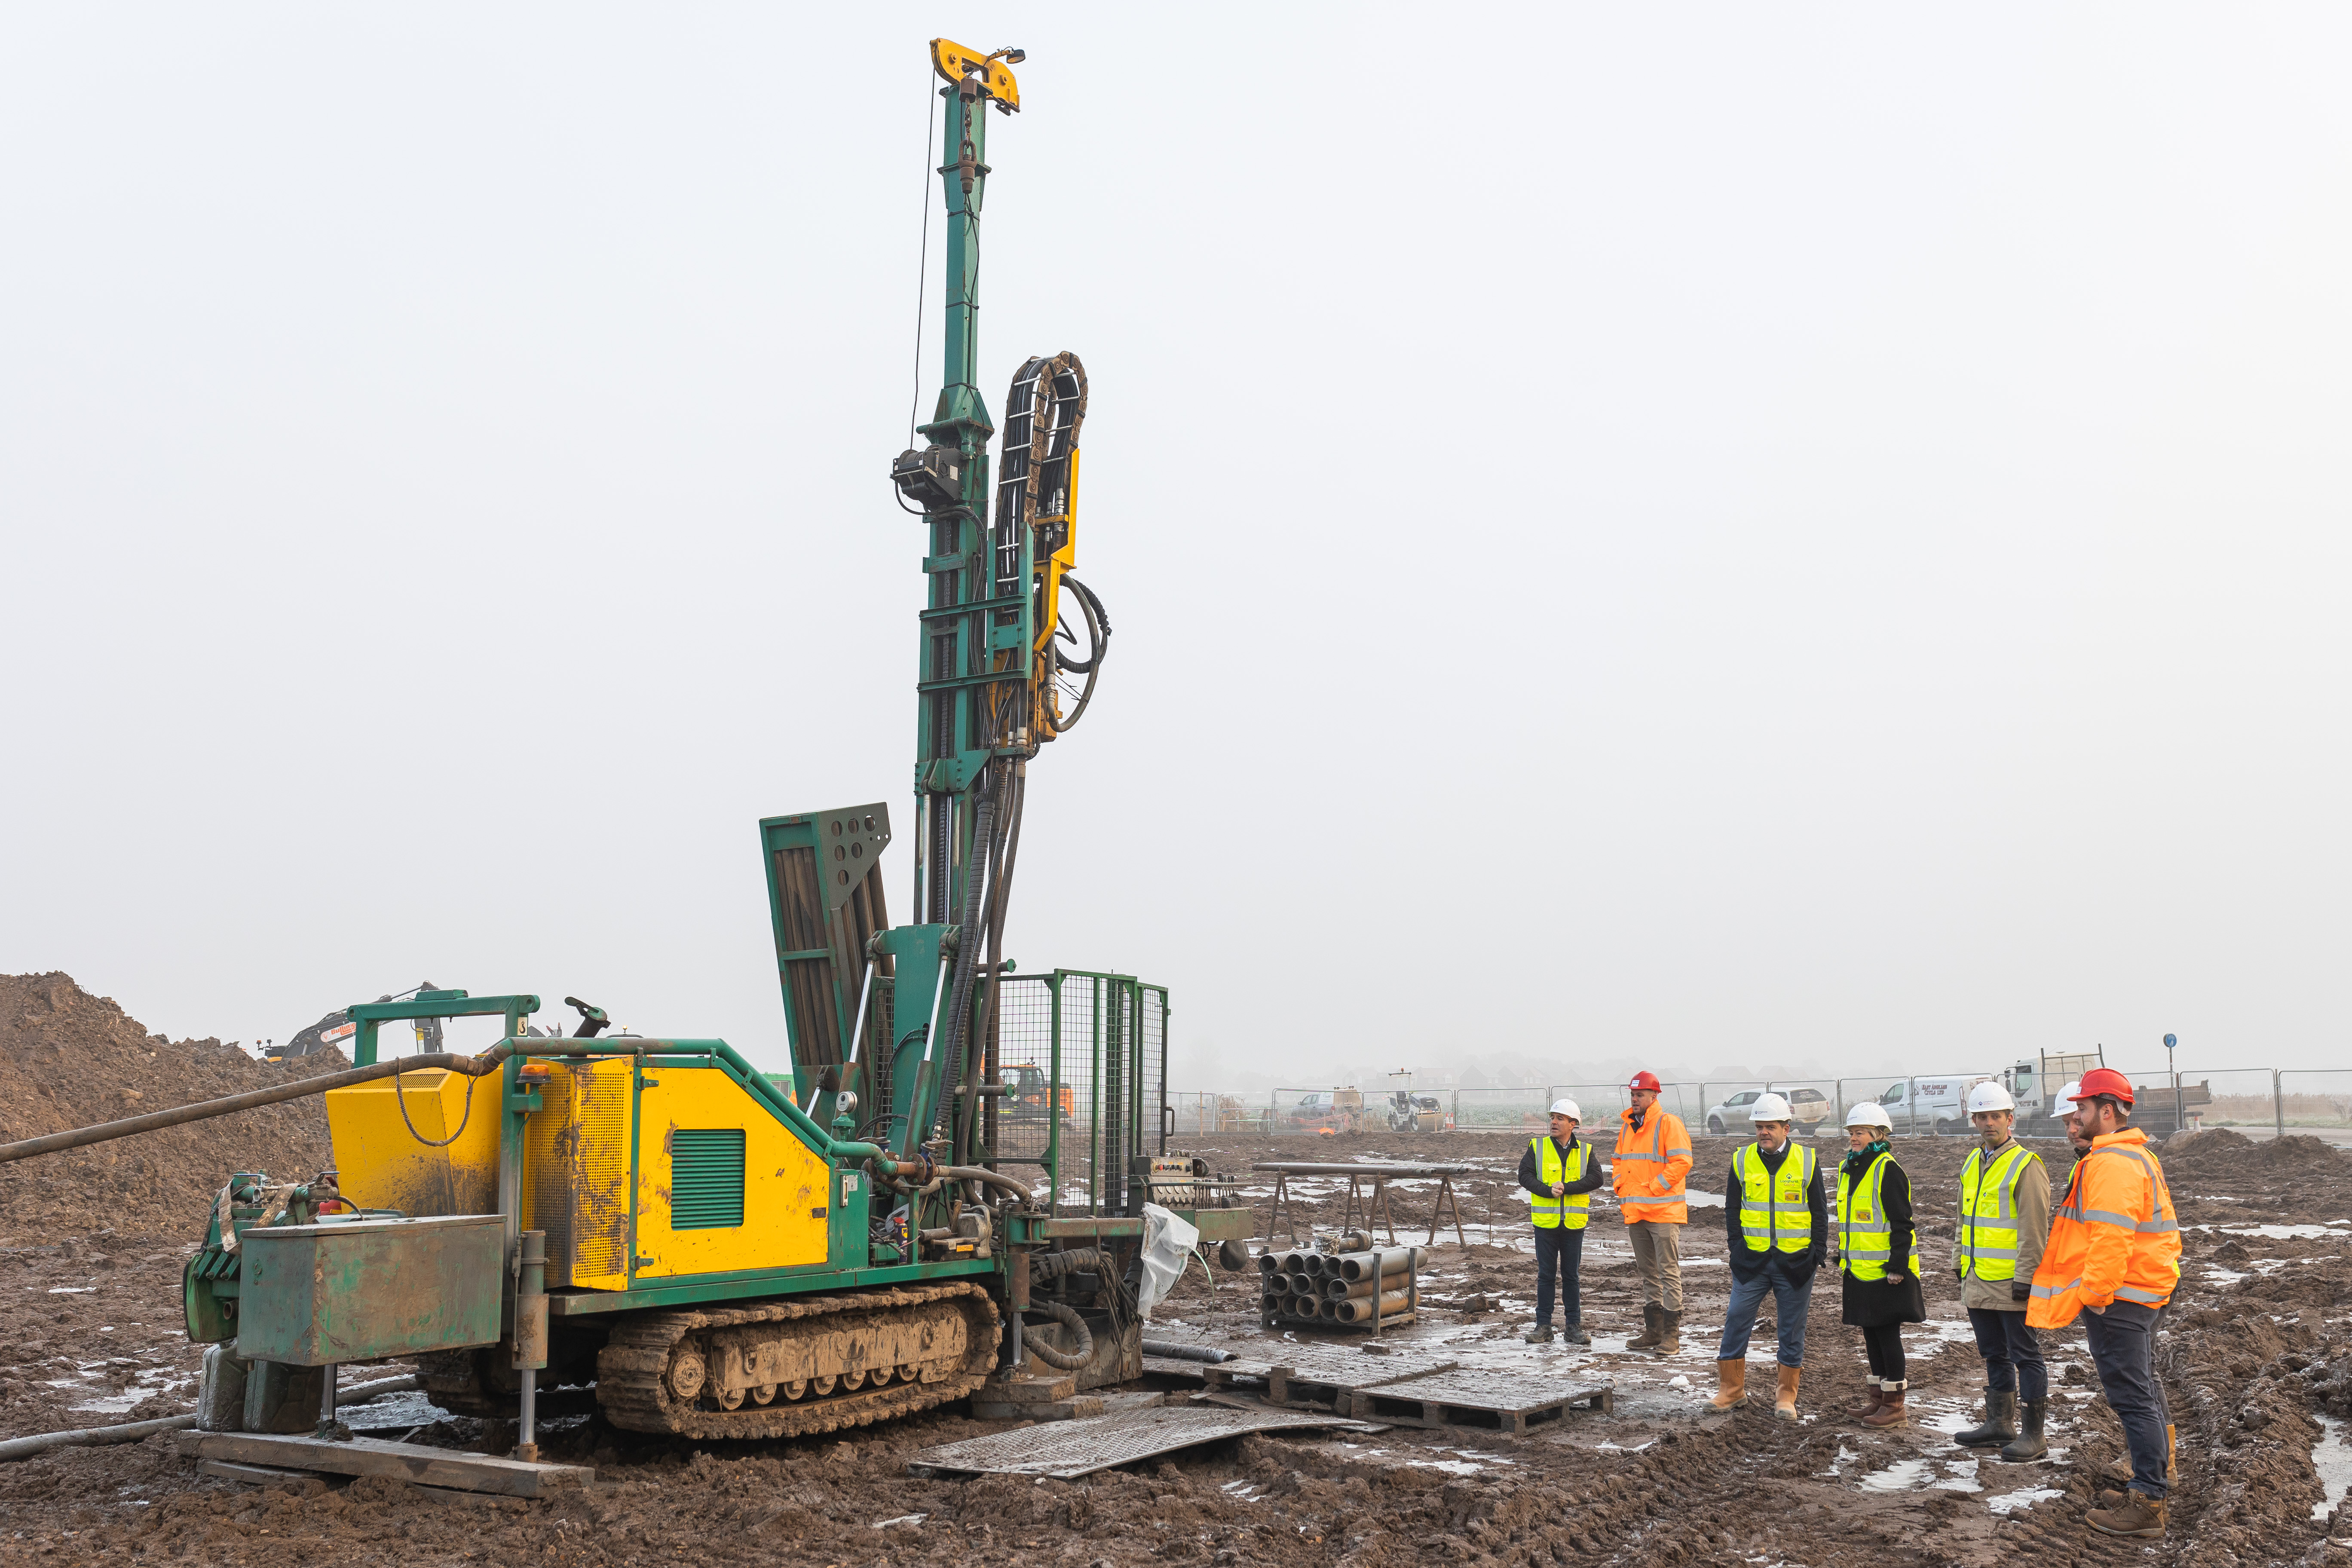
[2165,1125,2350,1179]
[0,972,339,1242]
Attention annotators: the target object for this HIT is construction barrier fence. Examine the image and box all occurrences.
[1172,1063,2337,1138]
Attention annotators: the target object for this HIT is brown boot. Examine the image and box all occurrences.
[1861,1380,1908,1427]
[1654,1310,1682,1356]
[1626,1303,1662,1351]
[1774,1364,1801,1422]
[1848,1378,1885,1421]
[2088,1493,2166,1539]
[1709,1359,1747,1410]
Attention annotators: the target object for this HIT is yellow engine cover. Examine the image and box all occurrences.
[636,1065,830,1278]
[325,1069,499,1218]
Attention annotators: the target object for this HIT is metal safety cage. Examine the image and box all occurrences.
[983,969,1168,1217]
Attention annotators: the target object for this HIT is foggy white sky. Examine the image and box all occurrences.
[5,9,2350,1090]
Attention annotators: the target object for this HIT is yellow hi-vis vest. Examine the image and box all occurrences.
[1733,1141,1817,1254]
[1529,1137,1591,1230]
[1959,1141,2043,1283]
[1837,1153,1923,1282]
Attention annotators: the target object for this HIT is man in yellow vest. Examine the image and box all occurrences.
[2027,1067,2183,1540]
[1614,1070,1693,1355]
[1519,1098,1605,1344]
[1709,1093,1825,1419]
[1950,1080,2052,1460]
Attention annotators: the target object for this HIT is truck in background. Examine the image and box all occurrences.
[1877,1050,2210,1136]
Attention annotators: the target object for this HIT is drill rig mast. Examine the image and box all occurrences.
[770,37,1109,1180]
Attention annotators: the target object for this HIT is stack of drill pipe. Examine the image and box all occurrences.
[1255,1243,1421,1330]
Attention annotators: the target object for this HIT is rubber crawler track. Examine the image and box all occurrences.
[594,1281,1000,1441]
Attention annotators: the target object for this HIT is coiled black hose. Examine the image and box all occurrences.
[1031,1246,1106,1282]
[1017,1298,1094,1372]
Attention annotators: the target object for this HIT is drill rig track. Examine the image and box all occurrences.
[594,1281,999,1440]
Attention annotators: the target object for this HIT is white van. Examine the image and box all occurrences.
[1875,1077,1984,1135]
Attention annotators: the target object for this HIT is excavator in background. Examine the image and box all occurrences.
[0,39,1248,1452]
[264,985,444,1064]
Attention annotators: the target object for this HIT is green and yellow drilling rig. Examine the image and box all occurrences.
[0,38,1246,1450]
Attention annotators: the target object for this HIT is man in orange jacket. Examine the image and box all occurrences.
[2026,1068,2182,1541]
[1614,1071,1694,1354]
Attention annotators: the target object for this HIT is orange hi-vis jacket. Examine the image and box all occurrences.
[1612,1106,1693,1223]
[2025,1128,2182,1329]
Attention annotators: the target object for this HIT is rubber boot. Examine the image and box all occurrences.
[1654,1310,1681,1356]
[1774,1365,1801,1423]
[1626,1304,1662,1352]
[1954,1389,2018,1447]
[1862,1380,1908,1428]
[1999,1399,2048,1461]
[1848,1378,1885,1421]
[2087,1493,2166,1539]
[1523,1322,1556,1344]
[1709,1359,1747,1410]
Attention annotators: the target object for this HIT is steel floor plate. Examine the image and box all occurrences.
[905,1403,1381,1479]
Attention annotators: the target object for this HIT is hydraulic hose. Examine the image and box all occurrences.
[1017,1298,1094,1372]
[1030,1246,1106,1282]
[943,1165,1032,1204]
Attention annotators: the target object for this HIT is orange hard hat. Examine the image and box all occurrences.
[2076,1066,2135,1106]
[1628,1070,1662,1092]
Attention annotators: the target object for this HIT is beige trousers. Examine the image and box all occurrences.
[1627,1220,1684,1312]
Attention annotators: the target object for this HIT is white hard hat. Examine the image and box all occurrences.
[1548,1098,1582,1120]
[1844,1101,1893,1131]
[1966,1081,2015,1115]
[1748,1092,1795,1122]
[2055,1081,2083,1110]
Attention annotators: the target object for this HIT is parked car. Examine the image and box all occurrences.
[1703,1088,1833,1134]
[1284,1089,1365,1133]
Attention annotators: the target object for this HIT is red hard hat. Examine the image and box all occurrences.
[2077,1066,2135,1106]
[1628,1071,1661,1093]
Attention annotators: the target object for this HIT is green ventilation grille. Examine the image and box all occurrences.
[671,1130,746,1229]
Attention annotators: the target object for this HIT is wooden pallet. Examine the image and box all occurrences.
[172,1432,593,1498]
[1342,1369,1613,1435]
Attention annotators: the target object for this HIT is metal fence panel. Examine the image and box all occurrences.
[2277,1070,2352,1129]
[1451,1087,1553,1133]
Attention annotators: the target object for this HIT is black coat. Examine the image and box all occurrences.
[1838,1148,1926,1327]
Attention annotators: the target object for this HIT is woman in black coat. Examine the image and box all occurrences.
[1837,1104,1925,1427]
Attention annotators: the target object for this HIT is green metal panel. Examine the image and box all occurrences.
[233,1215,504,1366]
[669,1130,746,1229]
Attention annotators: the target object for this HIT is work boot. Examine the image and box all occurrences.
[1774,1365,1801,1422]
[2087,1493,2166,1539]
[1954,1389,2018,1447]
[1848,1378,1885,1421]
[1709,1359,1747,1410]
[1563,1323,1592,1346]
[1626,1304,1663,1352]
[1862,1380,1908,1428]
[1654,1311,1682,1356]
[1522,1322,1556,1345]
[2168,1423,2179,1485]
[1999,1399,2048,1461]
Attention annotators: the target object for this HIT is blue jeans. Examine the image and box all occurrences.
[2083,1300,2171,1500]
[1534,1225,1584,1327]
[1966,1307,2047,1403]
[1716,1265,1812,1368]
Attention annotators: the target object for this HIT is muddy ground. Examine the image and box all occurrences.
[4,1119,2350,1567]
